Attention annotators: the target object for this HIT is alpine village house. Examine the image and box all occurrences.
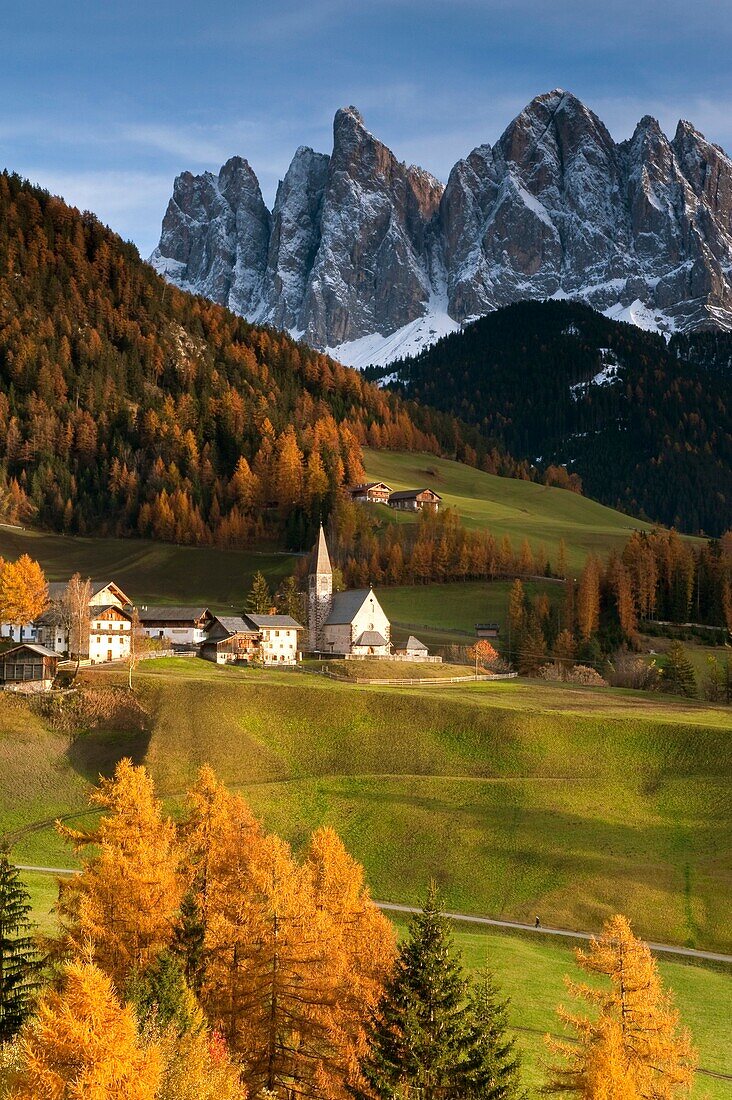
[348,483,442,512]
[1,528,437,689]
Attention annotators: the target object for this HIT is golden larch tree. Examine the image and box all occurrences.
[302,826,396,1098]
[274,425,305,507]
[189,780,320,1094]
[606,553,638,640]
[0,555,48,638]
[6,959,160,1100]
[57,759,184,988]
[305,447,330,504]
[577,555,601,641]
[556,538,568,579]
[545,914,697,1098]
[507,578,526,643]
[518,538,535,575]
[183,768,394,1100]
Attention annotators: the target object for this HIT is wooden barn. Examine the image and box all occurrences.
[201,616,260,665]
[388,488,442,512]
[0,643,59,692]
[348,482,392,505]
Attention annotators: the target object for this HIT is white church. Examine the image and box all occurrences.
[308,526,392,657]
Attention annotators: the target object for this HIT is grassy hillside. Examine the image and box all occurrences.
[363,448,674,571]
[0,524,296,609]
[4,662,730,1097]
[5,662,730,954]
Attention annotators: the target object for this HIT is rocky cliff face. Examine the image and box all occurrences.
[151,91,732,363]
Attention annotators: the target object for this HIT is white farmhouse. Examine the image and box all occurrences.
[138,606,213,648]
[35,579,134,664]
[88,604,133,664]
[244,614,303,665]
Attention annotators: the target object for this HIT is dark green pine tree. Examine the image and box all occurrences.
[662,641,697,698]
[0,846,42,1042]
[171,888,206,993]
[245,570,272,615]
[360,883,468,1100]
[462,970,525,1100]
[126,951,197,1033]
[517,611,547,676]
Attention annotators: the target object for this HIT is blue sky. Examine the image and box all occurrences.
[3,0,732,257]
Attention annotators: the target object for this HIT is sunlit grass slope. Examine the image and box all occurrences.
[5,661,727,951]
[363,448,687,570]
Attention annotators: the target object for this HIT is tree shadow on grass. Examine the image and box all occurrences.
[66,727,151,784]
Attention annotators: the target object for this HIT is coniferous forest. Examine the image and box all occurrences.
[369,300,732,536]
[0,173,527,550]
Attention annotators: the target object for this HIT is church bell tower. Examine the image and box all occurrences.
[308,524,333,652]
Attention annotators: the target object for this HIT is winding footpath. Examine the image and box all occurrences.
[14,864,732,965]
[375,901,732,964]
[14,866,732,1081]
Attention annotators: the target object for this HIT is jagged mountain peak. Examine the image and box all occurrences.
[152,97,732,365]
[513,88,615,147]
[335,104,366,127]
[632,114,665,138]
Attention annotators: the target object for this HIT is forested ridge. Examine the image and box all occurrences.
[370,300,732,536]
[0,172,524,550]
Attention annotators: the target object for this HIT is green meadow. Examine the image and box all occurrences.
[3,659,730,1096]
[3,661,730,953]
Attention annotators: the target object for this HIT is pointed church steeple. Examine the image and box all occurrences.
[308,524,333,652]
[312,523,332,577]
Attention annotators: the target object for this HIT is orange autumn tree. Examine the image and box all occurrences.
[545,914,697,1099]
[302,826,397,1097]
[184,769,323,1094]
[182,768,395,1100]
[6,959,160,1100]
[467,639,499,671]
[0,555,48,638]
[57,759,184,988]
[577,554,601,641]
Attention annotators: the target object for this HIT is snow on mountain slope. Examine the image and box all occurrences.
[151,91,732,366]
[325,305,460,369]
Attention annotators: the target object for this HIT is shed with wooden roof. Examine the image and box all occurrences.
[388,488,442,512]
[0,643,59,692]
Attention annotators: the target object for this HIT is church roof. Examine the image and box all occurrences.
[354,631,388,648]
[405,635,428,651]
[311,525,332,576]
[324,589,374,625]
